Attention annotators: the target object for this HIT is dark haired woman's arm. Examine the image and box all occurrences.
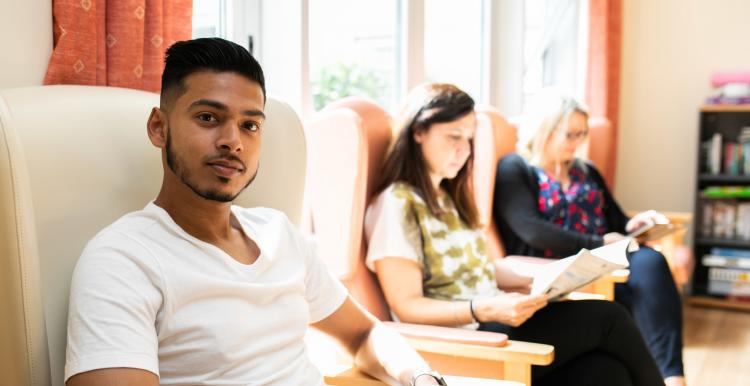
[493,154,603,257]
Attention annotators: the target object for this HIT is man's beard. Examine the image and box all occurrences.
[165,131,257,203]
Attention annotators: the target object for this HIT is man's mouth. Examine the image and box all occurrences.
[207,159,245,177]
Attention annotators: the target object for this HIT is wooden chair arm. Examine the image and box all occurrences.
[325,367,525,386]
[404,336,554,366]
[383,321,508,347]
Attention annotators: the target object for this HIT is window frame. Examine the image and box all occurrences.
[192,0,589,119]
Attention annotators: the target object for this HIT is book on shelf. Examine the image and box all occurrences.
[723,142,741,175]
[530,239,633,300]
[702,247,750,269]
[700,128,750,175]
[699,199,750,240]
[708,267,750,296]
[710,132,722,174]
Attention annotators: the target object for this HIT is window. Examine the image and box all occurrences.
[522,0,588,110]
[423,0,484,101]
[190,0,589,118]
[308,0,399,111]
[192,0,227,39]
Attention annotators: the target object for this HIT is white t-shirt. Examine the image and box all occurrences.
[65,202,348,386]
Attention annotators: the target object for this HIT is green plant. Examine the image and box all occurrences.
[312,62,387,110]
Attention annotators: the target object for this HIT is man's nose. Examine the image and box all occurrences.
[216,123,242,152]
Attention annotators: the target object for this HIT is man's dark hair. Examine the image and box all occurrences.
[160,37,266,110]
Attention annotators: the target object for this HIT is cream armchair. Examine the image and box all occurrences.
[0,85,308,386]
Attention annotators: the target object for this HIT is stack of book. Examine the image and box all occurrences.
[701,128,750,175]
[700,187,750,240]
[703,247,750,297]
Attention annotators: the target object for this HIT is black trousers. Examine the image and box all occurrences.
[615,246,684,377]
[479,300,663,386]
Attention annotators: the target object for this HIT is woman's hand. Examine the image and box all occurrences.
[625,209,669,234]
[474,293,547,327]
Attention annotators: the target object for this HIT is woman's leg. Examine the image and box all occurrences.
[616,246,685,378]
[480,300,663,386]
[534,351,632,386]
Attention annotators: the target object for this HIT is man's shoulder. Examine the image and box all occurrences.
[83,207,163,257]
[231,206,292,228]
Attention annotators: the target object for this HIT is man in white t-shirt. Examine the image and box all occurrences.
[65,38,446,386]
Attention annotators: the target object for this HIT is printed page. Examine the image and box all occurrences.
[590,238,633,265]
[531,239,632,299]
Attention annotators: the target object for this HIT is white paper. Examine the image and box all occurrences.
[530,239,632,299]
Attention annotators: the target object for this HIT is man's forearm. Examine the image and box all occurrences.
[353,322,437,386]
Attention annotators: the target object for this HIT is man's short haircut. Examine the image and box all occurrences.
[160,37,266,110]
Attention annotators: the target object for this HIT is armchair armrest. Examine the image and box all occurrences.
[313,321,553,386]
[324,368,525,386]
[625,210,693,288]
[383,321,508,347]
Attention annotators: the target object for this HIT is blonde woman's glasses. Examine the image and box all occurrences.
[564,129,589,141]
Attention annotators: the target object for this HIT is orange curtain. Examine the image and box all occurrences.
[586,0,621,188]
[44,0,193,92]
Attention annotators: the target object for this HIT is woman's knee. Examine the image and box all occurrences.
[628,247,675,285]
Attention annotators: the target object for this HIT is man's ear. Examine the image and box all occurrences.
[147,107,168,148]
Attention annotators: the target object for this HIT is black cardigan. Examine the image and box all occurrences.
[492,153,630,258]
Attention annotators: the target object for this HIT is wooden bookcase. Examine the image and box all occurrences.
[690,104,750,310]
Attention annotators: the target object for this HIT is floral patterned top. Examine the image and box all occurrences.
[534,164,608,258]
[364,182,501,302]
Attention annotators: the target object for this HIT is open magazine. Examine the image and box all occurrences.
[627,222,683,243]
[530,238,635,300]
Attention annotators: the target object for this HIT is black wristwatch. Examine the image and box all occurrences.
[411,370,448,385]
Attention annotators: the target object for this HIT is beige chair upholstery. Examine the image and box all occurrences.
[0,85,306,386]
[303,96,392,321]
[304,97,553,386]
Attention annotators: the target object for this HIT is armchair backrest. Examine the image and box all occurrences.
[0,85,306,386]
[473,106,518,259]
[303,97,392,321]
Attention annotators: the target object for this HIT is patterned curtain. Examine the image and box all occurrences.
[586,0,622,187]
[44,0,192,92]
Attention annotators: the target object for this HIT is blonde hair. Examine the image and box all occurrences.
[520,93,589,166]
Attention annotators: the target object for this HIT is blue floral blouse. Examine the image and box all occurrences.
[533,164,608,258]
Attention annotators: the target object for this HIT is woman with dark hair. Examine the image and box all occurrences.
[492,93,685,386]
[365,83,664,386]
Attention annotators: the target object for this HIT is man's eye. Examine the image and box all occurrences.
[197,113,216,122]
[243,122,260,132]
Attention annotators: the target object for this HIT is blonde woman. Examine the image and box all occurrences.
[492,94,685,386]
[366,84,664,386]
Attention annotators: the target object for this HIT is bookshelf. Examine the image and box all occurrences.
[691,105,750,310]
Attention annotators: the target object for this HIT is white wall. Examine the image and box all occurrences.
[0,0,52,90]
[616,0,750,212]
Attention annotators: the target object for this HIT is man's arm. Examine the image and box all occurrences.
[66,368,158,386]
[312,295,440,386]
